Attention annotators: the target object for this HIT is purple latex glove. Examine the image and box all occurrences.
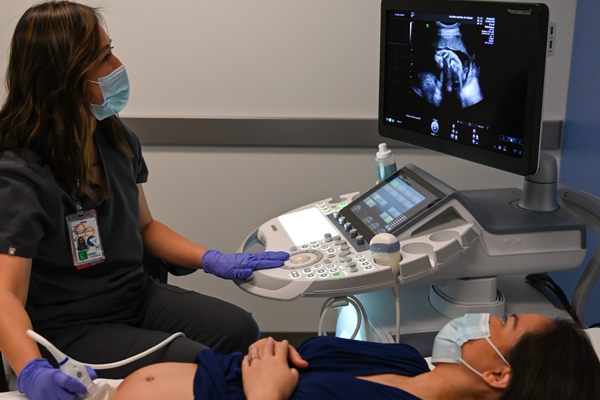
[202,250,289,279]
[17,358,97,400]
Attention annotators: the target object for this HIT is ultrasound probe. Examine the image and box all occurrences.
[26,329,185,399]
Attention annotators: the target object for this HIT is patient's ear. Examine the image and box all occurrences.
[481,367,511,390]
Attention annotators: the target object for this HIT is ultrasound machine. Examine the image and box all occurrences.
[235,0,600,355]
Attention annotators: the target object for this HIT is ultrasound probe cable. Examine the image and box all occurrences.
[26,330,185,399]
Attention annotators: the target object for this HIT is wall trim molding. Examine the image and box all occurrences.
[121,117,563,150]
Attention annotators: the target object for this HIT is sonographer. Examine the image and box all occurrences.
[0,2,289,398]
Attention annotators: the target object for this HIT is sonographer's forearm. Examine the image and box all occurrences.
[0,289,43,375]
[141,219,208,269]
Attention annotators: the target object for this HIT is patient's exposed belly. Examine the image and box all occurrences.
[110,362,196,400]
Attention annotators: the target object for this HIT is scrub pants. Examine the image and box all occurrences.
[39,278,260,379]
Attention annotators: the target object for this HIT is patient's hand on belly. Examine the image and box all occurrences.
[110,362,196,400]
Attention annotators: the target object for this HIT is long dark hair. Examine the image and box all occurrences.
[499,319,600,400]
[0,1,131,197]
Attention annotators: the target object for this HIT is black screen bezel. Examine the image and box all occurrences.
[342,167,447,243]
[379,0,549,176]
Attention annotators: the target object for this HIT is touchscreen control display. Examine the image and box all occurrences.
[343,168,446,242]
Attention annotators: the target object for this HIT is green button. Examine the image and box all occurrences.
[339,202,347,207]
[332,272,342,278]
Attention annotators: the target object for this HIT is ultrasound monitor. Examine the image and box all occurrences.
[379,0,549,176]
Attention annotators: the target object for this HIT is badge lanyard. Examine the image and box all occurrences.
[66,199,105,269]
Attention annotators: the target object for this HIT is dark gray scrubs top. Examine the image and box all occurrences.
[0,124,149,333]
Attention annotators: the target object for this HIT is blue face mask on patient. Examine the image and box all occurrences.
[88,65,130,121]
[431,313,510,377]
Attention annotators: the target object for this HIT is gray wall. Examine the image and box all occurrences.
[0,0,577,332]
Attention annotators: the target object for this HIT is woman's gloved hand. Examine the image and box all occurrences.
[17,358,97,400]
[202,250,289,280]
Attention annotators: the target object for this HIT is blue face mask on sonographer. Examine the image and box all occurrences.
[88,65,130,121]
[431,313,510,377]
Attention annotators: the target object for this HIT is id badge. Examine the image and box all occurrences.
[66,209,105,269]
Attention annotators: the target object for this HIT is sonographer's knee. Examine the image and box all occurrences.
[215,310,260,354]
[235,313,261,353]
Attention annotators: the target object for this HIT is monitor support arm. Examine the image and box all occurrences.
[518,151,559,212]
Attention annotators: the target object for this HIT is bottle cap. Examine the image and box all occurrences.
[376,143,392,159]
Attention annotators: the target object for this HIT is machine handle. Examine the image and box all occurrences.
[237,228,261,253]
[558,184,600,325]
[559,184,600,223]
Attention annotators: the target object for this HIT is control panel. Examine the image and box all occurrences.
[235,197,397,301]
[284,227,383,277]
[235,165,474,300]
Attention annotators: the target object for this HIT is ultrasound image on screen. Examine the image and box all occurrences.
[384,11,532,159]
[413,22,484,109]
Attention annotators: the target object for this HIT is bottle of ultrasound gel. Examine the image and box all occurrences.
[376,143,397,182]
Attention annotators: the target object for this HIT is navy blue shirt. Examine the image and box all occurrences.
[0,123,148,333]
[194,336,429,400]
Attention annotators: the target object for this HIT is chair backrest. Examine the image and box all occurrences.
[143,254,196,284]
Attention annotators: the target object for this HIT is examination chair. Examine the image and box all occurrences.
[0,258,196,392]
[143,254,196,284]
